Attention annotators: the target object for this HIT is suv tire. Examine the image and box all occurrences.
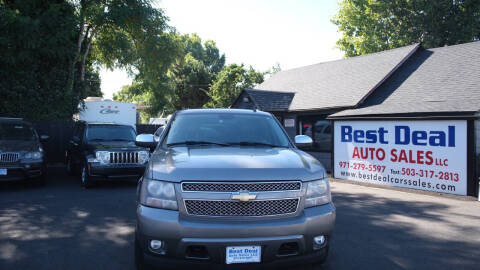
[66,155,76,175]
[134,235,147,270]
[81,163,94,188]
[36,174,47,186]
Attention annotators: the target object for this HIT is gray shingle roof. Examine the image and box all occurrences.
[256,43,420,111]
[330,41,480,118]
[245,89,294,111]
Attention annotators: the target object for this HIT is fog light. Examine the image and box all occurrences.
[313,235,326,250]
[150,240,164,250]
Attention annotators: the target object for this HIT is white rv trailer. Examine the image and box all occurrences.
[75,97,137,128]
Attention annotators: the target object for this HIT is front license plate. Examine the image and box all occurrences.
[226,246,261,264]
[0,169,6,175]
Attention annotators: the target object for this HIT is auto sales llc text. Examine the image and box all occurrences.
[340,125,456,166]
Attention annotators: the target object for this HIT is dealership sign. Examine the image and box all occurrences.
[333,120,467,195]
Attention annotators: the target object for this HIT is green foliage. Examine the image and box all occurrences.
[167,34,226,110]
[205,64,265,108]
[267,63,281,76]
[113,78,171,121]
[332,0,480,56]
[91,0,180,78]
[115,33,227,119]
[0,0,98,120]
[0,0,178,120]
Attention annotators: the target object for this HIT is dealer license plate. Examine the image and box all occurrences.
[0,169,7,175]
[226,246,261,264]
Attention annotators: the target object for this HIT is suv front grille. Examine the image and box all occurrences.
[109,152,139,164]
[184,199,299,217]
[182,181,301,192]
[0,152,20,163]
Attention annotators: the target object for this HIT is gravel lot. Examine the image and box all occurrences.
[0,167,479,269]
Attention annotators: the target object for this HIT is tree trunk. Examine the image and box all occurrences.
[80,27,94,83]
[67,0,87,114]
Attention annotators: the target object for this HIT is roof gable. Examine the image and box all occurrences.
[330,41,480,118]
[245,89,294,111]
[256,43,420,111]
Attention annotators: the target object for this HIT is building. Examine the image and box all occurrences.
[232,41,480,197]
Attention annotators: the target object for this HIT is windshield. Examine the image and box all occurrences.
[0,123,37,141]
[86,125,136,142]
[164,113,290,147]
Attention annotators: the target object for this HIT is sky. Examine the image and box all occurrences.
[100,0,344,99]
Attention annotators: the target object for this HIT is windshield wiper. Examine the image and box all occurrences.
[167,141,229,147]
[111,139,131,141]
[226,141,286,148]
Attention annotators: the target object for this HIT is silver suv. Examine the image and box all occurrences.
[134,109,335,269]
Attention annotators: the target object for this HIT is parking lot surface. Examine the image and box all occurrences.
[0,167,479,269]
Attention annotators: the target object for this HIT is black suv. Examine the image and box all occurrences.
[66,121,149,188]
[0,118,49,185]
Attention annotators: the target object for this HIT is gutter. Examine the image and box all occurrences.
[327,111,478,121]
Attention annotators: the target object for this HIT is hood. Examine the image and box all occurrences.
[87,140,147,152]
[0,140,40,153]
[148,146,326,182]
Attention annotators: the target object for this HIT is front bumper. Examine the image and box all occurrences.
[89,163,146,179]
[0,162,44,181]
[136,202,335,268]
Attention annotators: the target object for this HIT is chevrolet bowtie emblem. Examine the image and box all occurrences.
[232,192,257,202]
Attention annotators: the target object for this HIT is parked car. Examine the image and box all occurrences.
[0,118,49,185]
[301,120,332,152]
[65,121,150,188]
[134,109,335,269]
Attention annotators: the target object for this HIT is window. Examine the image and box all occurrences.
[86,125,136,142]
[0,123,37,141]
[164,113,290,148]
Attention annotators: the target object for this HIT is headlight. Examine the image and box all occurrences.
[96,151,110,164]
[24,152,42,159]
[305,179,331,208]
[140,178,177,210]
[138,151,149,164]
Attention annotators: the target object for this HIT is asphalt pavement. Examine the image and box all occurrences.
[0,167,479,270]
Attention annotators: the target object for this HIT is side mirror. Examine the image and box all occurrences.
[72,136,80,143]
[294,135,313,148]
[40,135,50,142]
[136,134,156,150]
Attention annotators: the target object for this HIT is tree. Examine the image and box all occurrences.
[332,0,480,56]
[114,76,173,120]
[114,33,226,118]
[0,0,176,120]
[269,63,282,75]
[67,0,179,110]
[0,0,96,120]
[168,34,225,110]
[205,64,264,108]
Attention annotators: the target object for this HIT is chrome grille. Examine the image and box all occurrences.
[0,152,20,163]
[182,181,301,192]
[109,152,139,164]
[184,199,299,217]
